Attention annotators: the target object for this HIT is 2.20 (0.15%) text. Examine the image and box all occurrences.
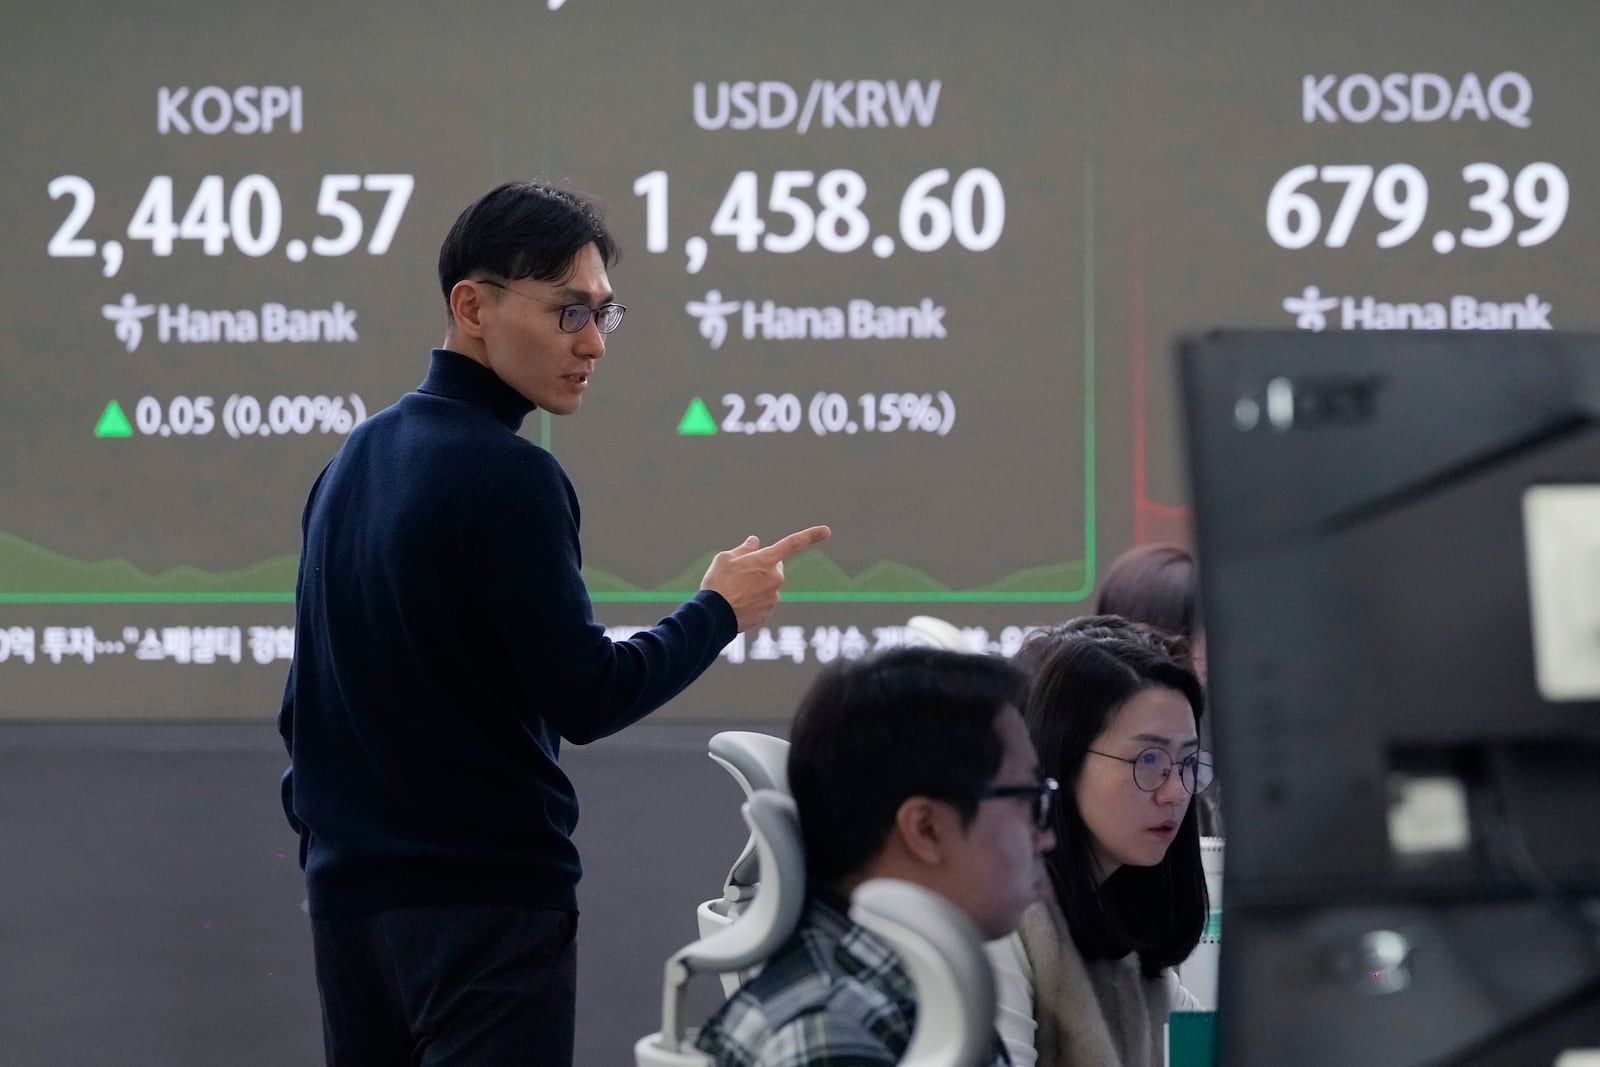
[709,391,955,437]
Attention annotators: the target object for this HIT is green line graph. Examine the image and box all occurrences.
[580,159,1100,606]
[4,165,1098,607]
[0,535,1087,606]
[0,530,298,604]
[583,554,1091,604]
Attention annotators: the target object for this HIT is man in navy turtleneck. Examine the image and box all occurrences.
[278,180,829,1066]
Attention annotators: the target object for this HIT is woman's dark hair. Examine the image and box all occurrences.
[1013,616,1192,678]
[1019,616,1208,976]
[437,180,618,312]
[1095,544,1200,641]
[788,646,1028,886]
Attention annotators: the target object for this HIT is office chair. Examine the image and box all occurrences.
[635,789,806,1067]
[699,731,792,995]
[904,615,976,652]
[852,878,999,1067]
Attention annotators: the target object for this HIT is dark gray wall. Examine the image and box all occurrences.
[0,721,765,1065]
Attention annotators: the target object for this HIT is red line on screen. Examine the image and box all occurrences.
[1133,222,1148,543]
[1132,222,1191,544]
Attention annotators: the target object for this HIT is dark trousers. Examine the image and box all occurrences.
[312,905,578,1067]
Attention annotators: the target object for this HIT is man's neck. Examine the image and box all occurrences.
[441,329,487,366]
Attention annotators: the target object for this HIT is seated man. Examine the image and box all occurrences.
[695,647,1058,1066]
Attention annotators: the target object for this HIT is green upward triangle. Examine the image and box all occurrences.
[95,400,133,438]
[677,397,718,435]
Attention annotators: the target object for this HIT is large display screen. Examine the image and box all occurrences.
[3,1,1595,717]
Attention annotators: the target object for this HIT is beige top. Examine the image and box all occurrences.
[987,892,1200,1067]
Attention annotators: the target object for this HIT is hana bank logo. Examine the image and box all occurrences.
[687,289,742,349]
[685,289,949,349]
[1282,286,1340,332]
[1282,285,1551,332]
[103,293,158,351]
[100,292,359,351]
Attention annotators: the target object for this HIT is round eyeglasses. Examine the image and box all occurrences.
[1088,747,1214,795]
[477,279,627,334]
[981,776,1060,831]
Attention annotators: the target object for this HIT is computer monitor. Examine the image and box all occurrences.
[1179,331,1600,1066]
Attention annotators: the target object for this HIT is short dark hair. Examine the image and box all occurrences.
[437,180,618,313]
[787,647,1029,886]
[1020,619,1209,976]
[1095,544,1200,641]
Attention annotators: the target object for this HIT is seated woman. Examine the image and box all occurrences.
[1095,543,1220,836]
[1095,544,1203,680]
[992,616,1210,1067]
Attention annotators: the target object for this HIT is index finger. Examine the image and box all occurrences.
[752,524,831,562]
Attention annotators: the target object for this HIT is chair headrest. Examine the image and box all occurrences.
[850,879,996,1067]
[904,615,976,652]
[708,731,790,797]
[708,732,792,893]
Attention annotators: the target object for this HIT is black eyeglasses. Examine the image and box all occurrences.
[981,776,1060,831]
[1088,747,1215,795]
[477,279,627,334]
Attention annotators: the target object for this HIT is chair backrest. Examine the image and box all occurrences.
[904,615,976,652]
[850,878,997,1067]
[635,789,806,1067]
[706,731,791,897]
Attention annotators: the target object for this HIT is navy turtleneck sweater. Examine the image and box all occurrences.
[278,349,736,918]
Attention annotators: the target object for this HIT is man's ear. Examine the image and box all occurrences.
[449,280,491,339]
[891,796,955,867]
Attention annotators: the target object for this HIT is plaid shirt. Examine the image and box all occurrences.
[694,891,1011,1067]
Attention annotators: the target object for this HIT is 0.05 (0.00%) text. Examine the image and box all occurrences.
[91,394,369,440]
